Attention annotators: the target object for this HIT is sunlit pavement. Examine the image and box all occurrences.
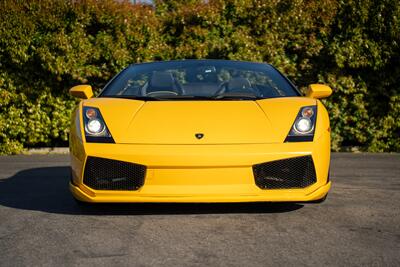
[0,153,399,266]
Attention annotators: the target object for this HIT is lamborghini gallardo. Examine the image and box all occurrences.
[69,60,332,203]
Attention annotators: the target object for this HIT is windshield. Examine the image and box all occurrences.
[100,60,300,100]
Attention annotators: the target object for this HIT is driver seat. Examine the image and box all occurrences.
[142,71,183,96]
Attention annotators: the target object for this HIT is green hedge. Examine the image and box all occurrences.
[0,0,399,154]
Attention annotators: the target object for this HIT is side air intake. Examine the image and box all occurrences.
[83,157,146,190]
[253,155,317,189]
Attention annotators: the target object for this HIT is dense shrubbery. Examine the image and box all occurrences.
[0,0,399,154]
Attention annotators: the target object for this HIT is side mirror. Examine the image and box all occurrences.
[69,85,93,99]
[306,84,332,99]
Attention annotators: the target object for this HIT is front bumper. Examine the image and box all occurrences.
[70,132,331,203]
[70,180,331,203]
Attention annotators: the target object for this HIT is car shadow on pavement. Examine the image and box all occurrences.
[0,166,303,215]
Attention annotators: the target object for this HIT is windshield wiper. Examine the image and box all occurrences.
[103,95,163,101]
[212,92,260,100]
[102,95,213,101]
[156,95,213,100]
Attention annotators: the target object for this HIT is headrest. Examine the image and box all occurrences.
[148,71,176,92]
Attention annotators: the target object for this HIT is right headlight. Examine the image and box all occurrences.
[285,106,317,142]
[82,106,114,143]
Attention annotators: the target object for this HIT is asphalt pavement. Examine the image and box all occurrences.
[0,153,399,266]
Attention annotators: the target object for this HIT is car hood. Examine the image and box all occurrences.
[82,97,316,144]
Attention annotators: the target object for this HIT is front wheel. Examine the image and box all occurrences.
[310,193,328,203]
[72,196,91,206]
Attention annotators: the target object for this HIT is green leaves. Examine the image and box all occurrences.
[0,0,399,153]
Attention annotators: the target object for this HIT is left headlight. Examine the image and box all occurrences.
[285,106,317,142]
[82,106,114,143]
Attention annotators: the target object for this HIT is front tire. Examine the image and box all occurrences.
[310,193,328,203]
[72,196,91,206]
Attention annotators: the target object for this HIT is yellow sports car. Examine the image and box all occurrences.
[69,60,332,203]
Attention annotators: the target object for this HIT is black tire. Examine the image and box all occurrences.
[310,193,328,203]
[73,196,91,206]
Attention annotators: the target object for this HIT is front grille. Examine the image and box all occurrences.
[253,155,316,189]
[83,156,146,190]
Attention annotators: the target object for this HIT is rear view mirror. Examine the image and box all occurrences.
[306,84,332,99]
[69,85,93,99]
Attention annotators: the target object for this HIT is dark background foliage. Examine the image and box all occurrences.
[0,0,399,154]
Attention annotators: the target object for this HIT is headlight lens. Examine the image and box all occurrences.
[85,108,98,119]
[301,107,314,118]
[294,117,313,133]
[86,119,104,135]
[82,106,114,143]
[285,105,317,142]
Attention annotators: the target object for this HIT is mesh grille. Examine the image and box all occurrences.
[83,157,146,190]
[253,155,316,189]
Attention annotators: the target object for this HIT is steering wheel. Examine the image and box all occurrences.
[214,80,260,96]
[213,81,229,96]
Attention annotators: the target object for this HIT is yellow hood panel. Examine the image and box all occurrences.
[124,101,275,144]
[83,97,316,144]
